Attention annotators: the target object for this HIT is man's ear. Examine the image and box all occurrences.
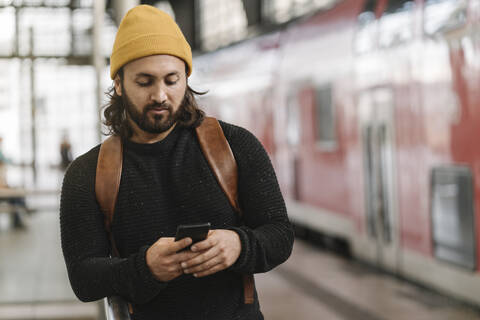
[114,75,122,96]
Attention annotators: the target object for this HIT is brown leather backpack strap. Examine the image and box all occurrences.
[196,117,241,214]
[95,135,123,237]
[95,136,132,314]
[243,275,255,304]
[196,117,254,304]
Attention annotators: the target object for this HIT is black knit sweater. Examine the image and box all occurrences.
[60,121,294,320]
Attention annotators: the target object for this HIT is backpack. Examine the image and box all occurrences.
[95,117,254,314]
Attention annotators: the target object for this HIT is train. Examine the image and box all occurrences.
[190,0,480,307]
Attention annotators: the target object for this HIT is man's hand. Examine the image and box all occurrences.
[146,237,200,282]
[181,229,241,277]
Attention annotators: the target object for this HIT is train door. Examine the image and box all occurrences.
[358,87,400,271]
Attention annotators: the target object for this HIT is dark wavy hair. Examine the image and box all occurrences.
[103,68,205,139]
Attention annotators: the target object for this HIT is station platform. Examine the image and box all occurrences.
[1,206,480,320]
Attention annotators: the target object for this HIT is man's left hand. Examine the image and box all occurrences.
[180,229,241,277]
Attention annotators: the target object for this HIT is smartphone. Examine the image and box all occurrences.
[175,222,211,250]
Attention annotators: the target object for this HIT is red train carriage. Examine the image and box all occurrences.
[191,0,480,306]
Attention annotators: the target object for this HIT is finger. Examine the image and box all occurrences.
[158,255,184,271]
[157,237,175,242]
[167,263,184,274]
[184,255,221,274]
[190,236,218,252]
[193,263,226,278]
[181,246,220,269]
[174,250,202,263]
[168,237,192,254]
[152,236,173,246]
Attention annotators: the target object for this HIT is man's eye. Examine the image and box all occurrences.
[166,79,178,86]
[137,81,151,87]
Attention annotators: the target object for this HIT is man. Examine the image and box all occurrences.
[60,5,294,320]
[59,132,73,170]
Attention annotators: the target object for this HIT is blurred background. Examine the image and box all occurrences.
[1,0,480,319]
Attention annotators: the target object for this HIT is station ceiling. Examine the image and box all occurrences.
[107,0,263,51]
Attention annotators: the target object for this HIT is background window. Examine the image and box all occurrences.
[431,166,476,270]
[314,84,336,148]
[198,0,248,51]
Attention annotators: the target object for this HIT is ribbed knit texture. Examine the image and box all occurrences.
[110,5,193,79]
[60,121,294,320]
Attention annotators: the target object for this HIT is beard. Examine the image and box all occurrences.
[122,90,184,134]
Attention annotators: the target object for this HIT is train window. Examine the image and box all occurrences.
[314,84,336,149]
[431,166,476,270]
[424,0,468,37]
[286,91,300,147]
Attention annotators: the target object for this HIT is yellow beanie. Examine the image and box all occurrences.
[110,5,193,79]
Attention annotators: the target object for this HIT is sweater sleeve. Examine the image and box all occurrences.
[59,147,166,304]
[221,123,294,274]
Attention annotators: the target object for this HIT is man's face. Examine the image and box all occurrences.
[115,55,187,135]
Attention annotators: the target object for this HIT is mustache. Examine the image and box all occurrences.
[144,102,172,112]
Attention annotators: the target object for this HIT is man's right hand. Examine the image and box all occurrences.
[145,237,199,282]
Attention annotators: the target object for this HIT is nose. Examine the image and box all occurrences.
[150,83,167,104]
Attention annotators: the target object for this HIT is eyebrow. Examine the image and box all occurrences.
[134,71,180,79]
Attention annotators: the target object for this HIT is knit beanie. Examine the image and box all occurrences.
[110,5,193,79]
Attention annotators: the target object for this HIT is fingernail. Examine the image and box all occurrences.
[181,262,187,268]
[191,246,196,252]
[193,273,198,277]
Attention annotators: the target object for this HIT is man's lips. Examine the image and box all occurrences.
[148,107,169,115]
